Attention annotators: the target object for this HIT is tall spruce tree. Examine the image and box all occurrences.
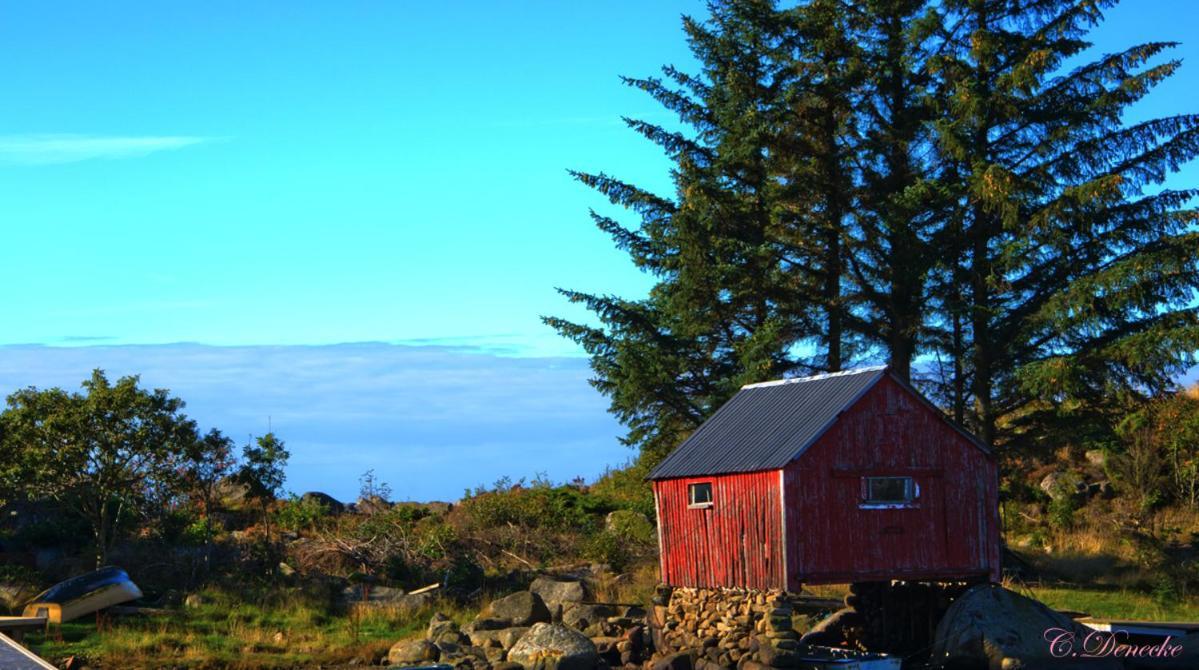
[552,0,1199,463]
[845,0,943,383]
[930,0,1199,449]
[770,0,864,373]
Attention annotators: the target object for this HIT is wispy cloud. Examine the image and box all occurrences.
[0,134,215,165]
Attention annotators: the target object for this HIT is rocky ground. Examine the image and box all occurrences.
[383,580,833,670]
[381,581,1199,670]
[386,575,651,670]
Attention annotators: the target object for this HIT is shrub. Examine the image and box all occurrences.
[1048,492,1079,530]
[276,494,329,533]
[585,530,629,570]
[606,509,655,545]
[590,458,656,519]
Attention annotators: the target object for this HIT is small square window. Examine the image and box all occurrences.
[862,476,917,507]
[688,482,713,508]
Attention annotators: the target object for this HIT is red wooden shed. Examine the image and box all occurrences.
[648,366,1001,591]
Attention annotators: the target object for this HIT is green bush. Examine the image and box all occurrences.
[585,530,629,570]
[460,475,615,534]
[606,509,655,544]
[590,459,656,519]
[275,494,329,532]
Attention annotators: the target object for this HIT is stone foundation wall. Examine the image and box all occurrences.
[651,586,799,669]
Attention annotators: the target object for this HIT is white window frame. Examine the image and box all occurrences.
[859,476,919,509]
[688,482,714,509]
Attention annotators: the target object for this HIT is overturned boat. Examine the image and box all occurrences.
[22,566,142,623]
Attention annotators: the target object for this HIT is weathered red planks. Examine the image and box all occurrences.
[782,375,1000,585]
[654,470,785,590]
[653,375,1001,591]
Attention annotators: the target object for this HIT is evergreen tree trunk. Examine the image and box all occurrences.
[971,222,995,448]
[820,100,846,372]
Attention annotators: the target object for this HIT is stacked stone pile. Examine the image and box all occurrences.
[651,586,801,670]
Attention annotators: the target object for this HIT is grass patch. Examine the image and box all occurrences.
[24,587,478,669]
[1018,584,1199,621]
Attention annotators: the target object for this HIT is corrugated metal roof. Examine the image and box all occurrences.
[648,366,888,480]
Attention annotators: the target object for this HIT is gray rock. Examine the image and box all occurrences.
[799,607,861,647]
[487,590,552,627]
[469,616,515,631]
[508,622,598,670]
[469,626,530,650]
[428,611,458,639]
[652,651,692,670]
[357,494,391,514]
[389,638,440,665]
[932,584,1121,670]
[562,603,618,632]
[215,476,252,507]
[0,583,37,613]
[300,491,345,514]
[530,576,588,611]
[434,630,472,647]
[1039,472,1065,499]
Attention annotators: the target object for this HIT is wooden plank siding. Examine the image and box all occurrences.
[782,375,1001,585]
[653,471,786,590]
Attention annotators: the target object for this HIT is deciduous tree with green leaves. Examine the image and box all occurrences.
[0,370,209,567]
[237,431,289,545]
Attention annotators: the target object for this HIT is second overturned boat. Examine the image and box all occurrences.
[21,566,143,624]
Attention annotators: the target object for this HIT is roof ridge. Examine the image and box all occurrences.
[741,365,887,389]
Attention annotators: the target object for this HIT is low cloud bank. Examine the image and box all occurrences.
[0,343,628,501]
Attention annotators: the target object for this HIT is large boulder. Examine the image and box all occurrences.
[531,576,588,616]
[932,584,1122,669]
[357,494,391,515]
[215,476,252,507]
[507,622,598,670]
[300,491,344,514]
[389,638,440,665]
[487,590,552,627]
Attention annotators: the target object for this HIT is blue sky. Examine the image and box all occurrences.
[0,1,1196,500]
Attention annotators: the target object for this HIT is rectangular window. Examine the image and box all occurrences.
[861,476,917,508]
[688,482,713,508]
